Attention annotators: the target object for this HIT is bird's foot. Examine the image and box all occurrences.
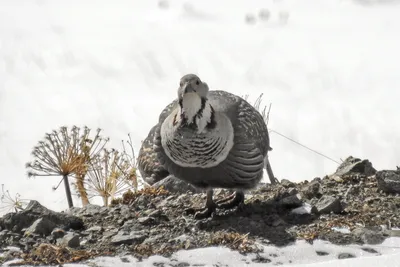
[194,204,216,220]
[215,192,236,205]
[217,191,245,210]
[185,202,217,219]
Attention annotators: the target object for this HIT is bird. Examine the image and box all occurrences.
[152,73,277,219]
[137,125,170,185]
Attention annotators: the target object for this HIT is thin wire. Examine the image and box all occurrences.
[269,129,341,165]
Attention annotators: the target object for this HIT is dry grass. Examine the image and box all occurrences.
[208,231,261,254]
[0,184,29,213]
[9,243,104,266]
[85,148,137,206]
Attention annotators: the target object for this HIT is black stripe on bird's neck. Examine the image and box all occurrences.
[206,105,216,130]
[178,97,214,130]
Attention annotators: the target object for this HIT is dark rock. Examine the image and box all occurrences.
[375,170,400,193]
[86,226,102,233]
[338,252,356,259]
[279,194,303,208]
[333,156,376,177]
[316,251,329,256]
[361,247,379,254]
[137,216,155,225]
[0,230,9,243]
[110,231,147,245]
[252,255,271,263]
[24,218,56,236]
[353,228,385,245]
[51,228,66,239]
[58,232,80,248]
[152,175,201,194]
[301,180,322,199]
[0,200,83,233]
[280,179,295,188]
[71,204,107,217]
[314,196,343,214]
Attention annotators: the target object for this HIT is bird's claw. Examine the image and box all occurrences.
[194,206,216,220]
[217,191,245,210]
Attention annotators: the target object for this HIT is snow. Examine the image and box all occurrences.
[3,237,400,266]
[1,0,400,266]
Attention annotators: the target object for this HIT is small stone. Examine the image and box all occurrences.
[86,226,102,232]
[279,194,303,208]
[173,234,190,243]
[252,255,271,263]
[51,228,65,239]
[24,218,56,237]
[280,179,295,188]
[288,188,298,195]
[103,227,118,238]
[333,156,376,177]
[375,169,400,194]
[316,251,329,256]
[78,204,105,217]
[361,247,379,254]
[301,180,322,200]
[174,262,190,267]
[353,228,385,245]
[138,216,155,225]
[314,195,343,214]
[110,231,147,245]
[58,232,80,248]
[143,234,164,245]
[338,253,355,259]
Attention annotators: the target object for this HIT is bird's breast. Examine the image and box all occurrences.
[160,114,234,168]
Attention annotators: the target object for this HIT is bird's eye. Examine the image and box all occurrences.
[196,80,200,85]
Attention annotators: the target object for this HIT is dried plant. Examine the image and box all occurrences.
[26,126,109,208]
[119,133,140,189]
[85,146,138,207]
[243,93,272,126]
[0,184,29,213]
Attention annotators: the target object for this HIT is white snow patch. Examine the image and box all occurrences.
[3,238,400,266]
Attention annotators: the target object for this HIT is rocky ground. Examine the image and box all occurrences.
[1,156,400,266]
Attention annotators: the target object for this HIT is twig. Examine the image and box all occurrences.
[269,129,340,165]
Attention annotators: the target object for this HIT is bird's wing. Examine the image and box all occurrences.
[158,99,178,124]
[208,91,270,156]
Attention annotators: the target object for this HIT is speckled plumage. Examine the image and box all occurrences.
[145,74,275,218]
[154,90,271,190]
[137,125,169,185]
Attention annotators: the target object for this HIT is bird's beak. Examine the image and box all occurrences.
[182,82,195,95]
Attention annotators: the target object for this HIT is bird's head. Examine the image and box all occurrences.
[177,74,209,101]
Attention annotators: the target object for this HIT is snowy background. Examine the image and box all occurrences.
[2,0,400,212]
[1,0,400,266]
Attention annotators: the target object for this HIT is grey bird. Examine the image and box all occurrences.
[138,125,170,185]
[153,74,277,219]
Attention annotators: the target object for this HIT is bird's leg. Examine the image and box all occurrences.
[217,190,245,210]
[193,188,217,219]
[265,155,279,184]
